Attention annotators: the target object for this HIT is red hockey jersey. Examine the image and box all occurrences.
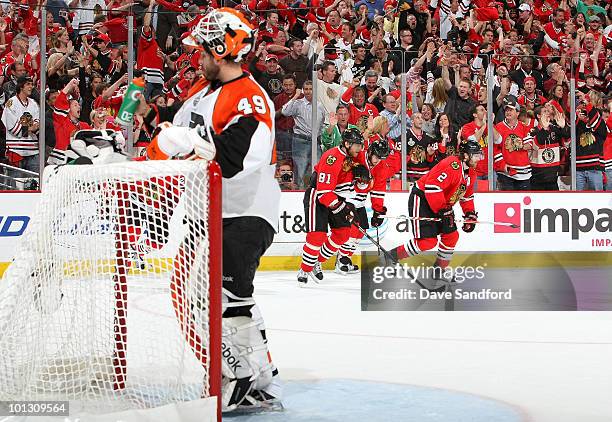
[415,156,476,215]
[460,121,488,177]
[352,136,402,212]
[494,120,533,180]
[314,146,360,208]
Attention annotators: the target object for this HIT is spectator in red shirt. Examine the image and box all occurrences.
[273,74,298,161]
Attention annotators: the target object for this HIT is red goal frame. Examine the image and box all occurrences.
[113,160,222,421]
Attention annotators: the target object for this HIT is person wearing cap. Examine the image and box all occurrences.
[249,47,285,98]
[1,75,40,189]
[517,76,547,111]
[493,98,535,190]
[586,15,607,48]
[510,56,543,92]
[82,31,113,76]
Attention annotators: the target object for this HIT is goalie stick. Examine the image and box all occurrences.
[381,215,520,229]
[351,222,448,294]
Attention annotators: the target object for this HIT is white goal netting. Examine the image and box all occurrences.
[0,160,221,420]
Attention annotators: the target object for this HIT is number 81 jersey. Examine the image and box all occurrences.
[172,73,281,230]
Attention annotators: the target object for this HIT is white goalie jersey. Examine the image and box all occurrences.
[171,74,281,231]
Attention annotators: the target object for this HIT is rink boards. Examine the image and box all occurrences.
[0,191,611,274]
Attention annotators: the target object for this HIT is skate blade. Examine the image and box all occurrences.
[229,400,285,415]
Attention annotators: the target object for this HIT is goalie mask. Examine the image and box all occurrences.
[183,8,256,63]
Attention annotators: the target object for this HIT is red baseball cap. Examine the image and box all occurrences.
[265,54,279,62]
[94,33,111,44]
[524,76,536,85]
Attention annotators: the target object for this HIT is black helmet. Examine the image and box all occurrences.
[368,139,390,160]
[352,164,371,184]
[342,128,364,146]
[459,139,483,156]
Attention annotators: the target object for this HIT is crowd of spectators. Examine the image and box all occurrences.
[0,0,609,192]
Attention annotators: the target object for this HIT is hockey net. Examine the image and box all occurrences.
[0,160,222,421]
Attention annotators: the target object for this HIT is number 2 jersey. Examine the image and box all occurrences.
[415,156,476,215]
[172,73,281,231]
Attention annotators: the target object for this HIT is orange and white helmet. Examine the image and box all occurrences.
[183,8,256,63]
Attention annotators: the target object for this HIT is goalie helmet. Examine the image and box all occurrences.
[183,8,256,63]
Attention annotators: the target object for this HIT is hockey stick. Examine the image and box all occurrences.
[381,214,519,229]
[351,222,447,293]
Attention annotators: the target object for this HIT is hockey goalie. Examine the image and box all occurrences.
[143,8,283,412]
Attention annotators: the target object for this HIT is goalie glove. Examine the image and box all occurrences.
[438,208,457,234]
[371,206,386,228]
[155,123,217,160]
[462,211,478,233]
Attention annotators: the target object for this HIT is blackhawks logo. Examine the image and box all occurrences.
[451,161,460,170]
[326,155,337,166]
[449,184,466,205]
[579,133,595,147]
[410,145,426,164]
[542,148,555,163]
[505,134,524,152]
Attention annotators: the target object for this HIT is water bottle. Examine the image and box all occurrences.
[115,77,145,126]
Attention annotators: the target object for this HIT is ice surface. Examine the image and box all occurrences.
[245,269,612,422]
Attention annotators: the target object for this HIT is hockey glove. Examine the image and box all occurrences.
[331,200,356,222]
[438,208,457,234]
[462,211,478,233]
[371,206,387,228]
[192,124,217,161]
[156,123,216,160]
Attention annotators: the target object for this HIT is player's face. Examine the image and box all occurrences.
[201,51,220,81]
[369,154,381,166]
[347,142,363,157]
[465,152,483,168]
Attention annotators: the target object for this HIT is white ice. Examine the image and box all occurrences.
[248,270,612,422]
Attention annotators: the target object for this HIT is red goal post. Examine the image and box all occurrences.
[0,159,223,422]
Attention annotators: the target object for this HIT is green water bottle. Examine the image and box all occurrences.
[116,77,145,126]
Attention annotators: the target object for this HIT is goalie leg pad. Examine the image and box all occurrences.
[221,315,274,411]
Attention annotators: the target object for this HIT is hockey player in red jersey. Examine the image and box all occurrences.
[388,140,483,274]
[298,128,364,284]
[335,137,401,274]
